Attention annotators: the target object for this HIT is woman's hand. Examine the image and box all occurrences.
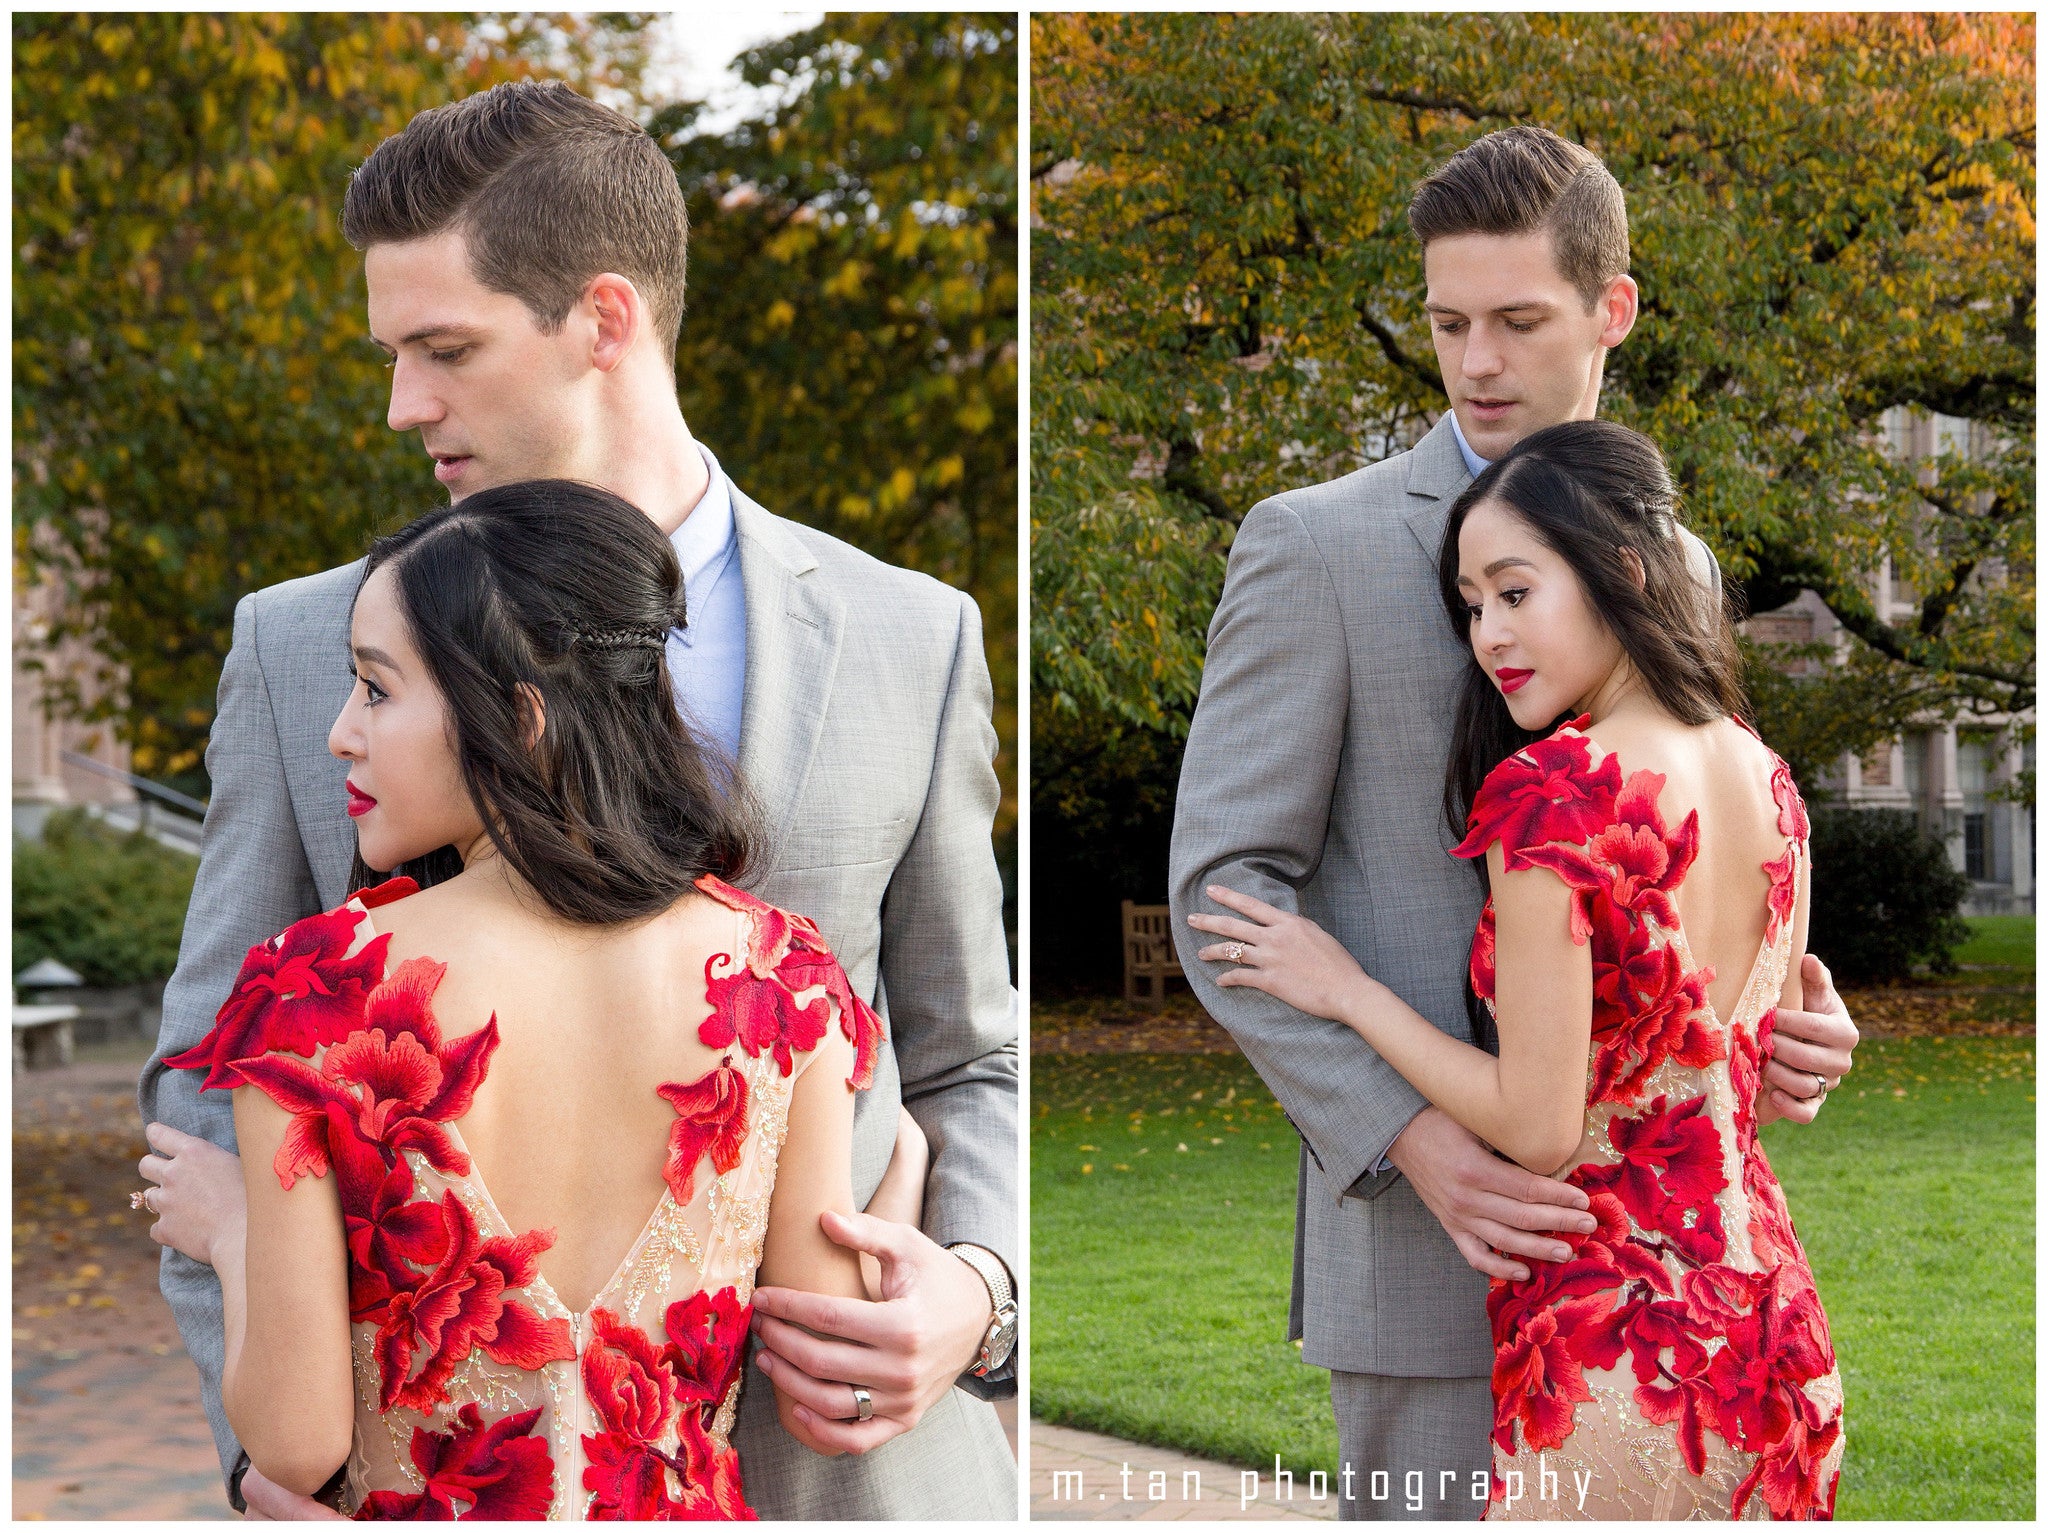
[138,1122,246,1268]
[1188,883,1382,1025]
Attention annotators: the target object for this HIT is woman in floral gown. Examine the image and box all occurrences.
[141,481,924,1518]
[1189,421,1844,1519]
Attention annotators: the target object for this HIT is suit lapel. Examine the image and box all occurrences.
[730,484,844,875]
[1400,412,1476,567]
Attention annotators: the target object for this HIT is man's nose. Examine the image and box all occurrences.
[386,357,442,434]
[1462,325,1504,380]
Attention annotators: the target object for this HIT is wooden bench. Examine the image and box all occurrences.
[13,1004,78,1073]
[1121,900,1185,1009]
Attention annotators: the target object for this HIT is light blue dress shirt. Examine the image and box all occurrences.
[664,445,747,764]
[1447,409,1491,479]
[1367,413,1487,1183]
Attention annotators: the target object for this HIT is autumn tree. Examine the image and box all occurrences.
[1033,12,2032,984]
[663,13,1019,852]
[11,13,603,785]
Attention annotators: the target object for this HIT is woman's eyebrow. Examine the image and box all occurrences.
[1483,556,1539,578]
[351,644,403,674]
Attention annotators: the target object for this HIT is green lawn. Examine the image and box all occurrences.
[1952,914,2034,972]
[1032,1037,2035,1519]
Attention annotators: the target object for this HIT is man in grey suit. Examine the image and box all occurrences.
[138,80,1016,1520]
[1169,126,1861,1520]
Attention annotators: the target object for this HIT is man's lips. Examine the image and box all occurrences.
[1466,398,1515,420]
[1496,667,1533,695]
[346,781,378,818]
[432,453,472,485]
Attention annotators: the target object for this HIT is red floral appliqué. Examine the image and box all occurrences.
[355,1403,553,1520]
[695,876,884,1088]
[657,1057,750,1207]
[163,880,417,1090]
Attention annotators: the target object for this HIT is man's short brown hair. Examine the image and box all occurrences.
[1407,125,1629,309]
[342,79,689,358]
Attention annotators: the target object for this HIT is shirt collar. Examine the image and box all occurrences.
[668,444,736,603]
[1447,410,1491,480]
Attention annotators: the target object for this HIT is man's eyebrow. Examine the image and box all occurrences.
[366,323,487,352]
[352,644,404,674]
[1423,299,1556,315]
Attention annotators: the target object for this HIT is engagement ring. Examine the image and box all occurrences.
[1221,942,1246,963]
[131,1188,152,1212]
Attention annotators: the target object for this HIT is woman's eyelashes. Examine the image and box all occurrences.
[347,665,389,706]
[1463,586,1530,620]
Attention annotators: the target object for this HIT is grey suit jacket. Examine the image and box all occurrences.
[140,480,1018,1520]
[1168,413,1720,1381]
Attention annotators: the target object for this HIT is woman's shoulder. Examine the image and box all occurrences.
[691,875,882,1092]
[160,879,416,1091]
[1452,714,1625,865]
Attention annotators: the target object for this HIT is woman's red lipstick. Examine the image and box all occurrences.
[346,781,377,817]
[1496,667,1534,695]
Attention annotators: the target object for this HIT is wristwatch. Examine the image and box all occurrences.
[947,1242,1017,1378]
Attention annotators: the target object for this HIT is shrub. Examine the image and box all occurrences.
[1806,808,1971,986]
[12,810,198,987]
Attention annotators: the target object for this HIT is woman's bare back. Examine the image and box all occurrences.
[369,877,741,1312]
[1578,712,1804,1024]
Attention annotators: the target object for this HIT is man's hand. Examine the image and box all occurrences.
[1759,954,1859,1128]
[239,1464,343,1520]
[139,1123,246,1268]
[750,1210,994,1456]
[1385,1107,1595,1284]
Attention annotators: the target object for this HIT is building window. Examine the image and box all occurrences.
[1860,741,1893,787]
[1965,813,1989,880]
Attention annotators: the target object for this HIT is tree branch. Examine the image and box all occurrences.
[1353,302,1447,399]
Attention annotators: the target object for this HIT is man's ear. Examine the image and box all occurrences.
[585,272,644,372]
[1597,272,1639,350]
[515,682,548,752]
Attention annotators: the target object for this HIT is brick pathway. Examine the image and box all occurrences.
[1030,1419,1336,1521]
[13,1050,231,1519]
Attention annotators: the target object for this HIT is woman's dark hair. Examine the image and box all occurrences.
[1437,420,1748,1042]
[346,479,755,923]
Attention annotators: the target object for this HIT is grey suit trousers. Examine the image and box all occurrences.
[1330,1372,1492,1522]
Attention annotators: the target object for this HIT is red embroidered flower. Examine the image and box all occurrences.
[1762,846,1799,944]
[1768,755,1810,842]
[1491,1299,1604,1454]
[1518,769,1700,935]
[663,1286,752,1406]
[694,878,886,1089]
[699,960,830,1077]
[231,966,498,1191]
[1733,1412,1842,1520]
[355,1403,553,1520]
[581,1307,759,1520]
[1452,720,1621,867]
[333,1133,448,1324]
[1468,902,1498,1003]
[1728,1015,1768,1153]
[1587,941,1724,1106]
[657,1059,750,1207]
[1581,1094,1729,1266]
[165,905,395,1091]
[373,1192,574,1414]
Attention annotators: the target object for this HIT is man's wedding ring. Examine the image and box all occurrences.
[130,1188,152,1212]
[851,1385,874,1422]
[1221,942,1246,964]
[1809,1071,1829,1099]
